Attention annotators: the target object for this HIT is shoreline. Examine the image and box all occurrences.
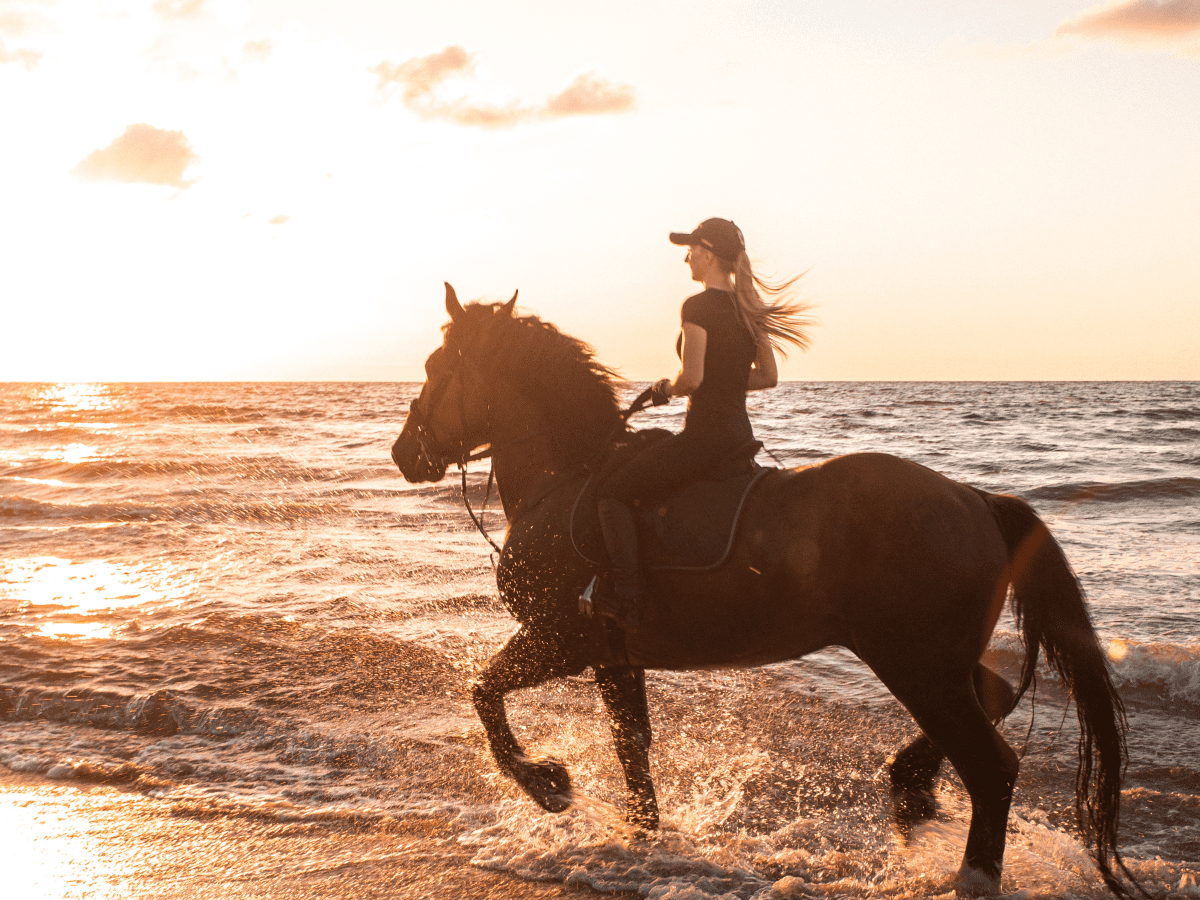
[0,772,641,900]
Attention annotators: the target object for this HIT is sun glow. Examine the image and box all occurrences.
[0,787,101,900]
[32,383,123,416]
[1,3,1198,381]
[1,557,194,641]
[42,444,100,465]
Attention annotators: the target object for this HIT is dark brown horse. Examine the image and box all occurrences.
[391,284,1140,898]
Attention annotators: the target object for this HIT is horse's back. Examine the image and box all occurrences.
[772,453,1008,664]
[630,452,1009,672]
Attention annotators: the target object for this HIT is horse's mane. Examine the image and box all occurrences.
[448,302,624,466]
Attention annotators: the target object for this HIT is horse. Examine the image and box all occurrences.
[390,284,1140,898]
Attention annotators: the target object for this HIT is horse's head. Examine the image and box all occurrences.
[391,283,517,483]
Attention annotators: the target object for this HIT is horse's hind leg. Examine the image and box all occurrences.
[472,625,583,814]
[889,664,1018,841]
[894,675,1020,897]
[973,664,1017,724]
[889,733,943,842]
[595,666,658,830]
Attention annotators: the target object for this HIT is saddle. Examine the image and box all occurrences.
[570,430,770,572]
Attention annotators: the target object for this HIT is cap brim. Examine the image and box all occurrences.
[669,232,698,246]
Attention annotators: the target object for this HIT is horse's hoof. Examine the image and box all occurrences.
[953,864,1001,897]
[517,758,573,814]
[626,797,659,833]
[891,787,938,844]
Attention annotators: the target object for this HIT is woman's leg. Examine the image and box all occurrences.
[595,497,643,629]
[594,431,724,629]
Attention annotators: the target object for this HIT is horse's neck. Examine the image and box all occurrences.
[489,395,568,521]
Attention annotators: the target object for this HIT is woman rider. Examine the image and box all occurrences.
[595,217,811,630]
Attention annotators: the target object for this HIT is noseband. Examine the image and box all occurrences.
[403,347,507,556]
[405,349,493,470]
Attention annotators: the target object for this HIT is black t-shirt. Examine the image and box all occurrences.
[677,288,756,437]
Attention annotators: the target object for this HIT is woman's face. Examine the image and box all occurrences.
[685,244,715,283]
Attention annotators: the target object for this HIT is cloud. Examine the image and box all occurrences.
[0,2,42,69]
[72,123,200,188]
[372,44,475,104]
[0,6,30,37]
[546,71,636,117]
[371,45,635,129]
[153,0,208,21]
[242,38,272,62]
[0,40,39,69]
[1055,0,1200,48]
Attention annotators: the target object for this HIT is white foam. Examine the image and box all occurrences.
[1108,639,1200,707]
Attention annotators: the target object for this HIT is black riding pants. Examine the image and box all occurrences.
[597,421,752,507]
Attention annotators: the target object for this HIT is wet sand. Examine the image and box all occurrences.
[1,774,641,900]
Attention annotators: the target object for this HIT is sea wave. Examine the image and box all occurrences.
[155,403,270,424]
[0,493,340,524]
[1024,476,1200,504]
[1108,640,1200,708]
[1130,406,1200,424]
[0,685,257,737]
[0,425,122,442]
[2,455,337,484]
[984,634,1200,710]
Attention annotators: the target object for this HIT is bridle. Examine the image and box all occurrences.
[403,344,508,557]
[405,339,661,560]
[405,347,494,470]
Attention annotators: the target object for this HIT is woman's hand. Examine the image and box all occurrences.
[650,378,673,406]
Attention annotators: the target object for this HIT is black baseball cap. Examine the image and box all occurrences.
[669,218,745,262]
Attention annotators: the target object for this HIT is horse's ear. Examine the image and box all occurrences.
[501,290,518,317]
[445,283,464,321]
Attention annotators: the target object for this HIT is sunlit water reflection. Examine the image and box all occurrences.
[1,557,194,640]
[0,380,1197,899]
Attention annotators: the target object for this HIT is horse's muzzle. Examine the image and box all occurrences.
[392,429,448,483]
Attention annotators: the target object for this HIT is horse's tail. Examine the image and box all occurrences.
[980,491,1143,899]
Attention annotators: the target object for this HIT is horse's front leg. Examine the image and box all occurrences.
[595,666,658,831]
[472,624,581,814]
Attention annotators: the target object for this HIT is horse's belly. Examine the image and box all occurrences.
[626,567,844,670]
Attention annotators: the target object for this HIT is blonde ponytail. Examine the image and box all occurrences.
[723,252,813,357]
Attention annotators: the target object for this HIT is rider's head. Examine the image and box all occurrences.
[669,217,810,355]
[671,218,745,285]
[670,218,744,268]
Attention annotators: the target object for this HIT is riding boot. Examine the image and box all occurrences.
[596,498,644,632]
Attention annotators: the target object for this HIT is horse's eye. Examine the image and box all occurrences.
[425,347,446,378]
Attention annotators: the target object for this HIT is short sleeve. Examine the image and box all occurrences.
[681,292,712,330]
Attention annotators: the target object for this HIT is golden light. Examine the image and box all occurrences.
[33,383,122,417]
[0,786,101,900]
[8,477,67,488]
[42,444,100,465]
[1,557,195,641]
[1107,639,1129,663]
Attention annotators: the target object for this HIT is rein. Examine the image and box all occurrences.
[461,462,502,559]
[457,386,659,560]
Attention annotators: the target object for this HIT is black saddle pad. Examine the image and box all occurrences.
[571,432,769,571]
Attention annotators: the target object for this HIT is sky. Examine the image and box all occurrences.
[2,0,1198,382]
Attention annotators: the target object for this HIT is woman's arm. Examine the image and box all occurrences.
[663,323,707,397]
[747,335,778,391]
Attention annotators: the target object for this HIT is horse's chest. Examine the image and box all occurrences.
[496,523,588,619]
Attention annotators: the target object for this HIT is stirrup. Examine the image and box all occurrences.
[578,576,598,617]
[578,574,641,633]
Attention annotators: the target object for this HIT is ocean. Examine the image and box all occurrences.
[1,380,1197,899]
